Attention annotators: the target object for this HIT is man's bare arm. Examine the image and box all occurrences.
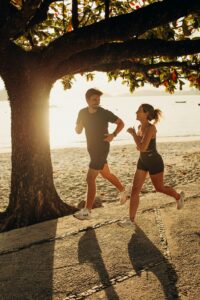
[112,118,124,137]
[75,121,84,134]
[104,118,124,142]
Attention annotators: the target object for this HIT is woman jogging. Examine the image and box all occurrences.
[122,103,184,226]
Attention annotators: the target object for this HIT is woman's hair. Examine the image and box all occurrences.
[141,103,162,124]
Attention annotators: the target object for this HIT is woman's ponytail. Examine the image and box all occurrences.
[153,109,162,124]
[142,104,162,124]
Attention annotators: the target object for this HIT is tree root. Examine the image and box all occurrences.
[0,197,78,233]
[0,213,17,232]
[0,210,9,221]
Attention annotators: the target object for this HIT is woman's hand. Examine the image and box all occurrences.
[127,127,136,136]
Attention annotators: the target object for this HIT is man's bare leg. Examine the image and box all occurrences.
[100,163,124,192]
[85,168,99,210]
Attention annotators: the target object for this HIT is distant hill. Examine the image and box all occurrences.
[0,89,8,101]
[116,88,200,97]
[1,87,199,101]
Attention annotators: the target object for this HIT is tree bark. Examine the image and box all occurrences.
[0,68,77,231]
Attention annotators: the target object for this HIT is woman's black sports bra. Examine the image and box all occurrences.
[146,137,157,152]
[139,124,157,152]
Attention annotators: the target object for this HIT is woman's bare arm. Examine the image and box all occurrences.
[127,125,156,151]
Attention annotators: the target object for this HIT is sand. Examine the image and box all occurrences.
[0,140,199,212]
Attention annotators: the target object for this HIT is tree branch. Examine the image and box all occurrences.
[90,61,200,73]
[72,0,79,30]
[25,0,55,28]
[0,0,61,42]
[52,39,200,79]
[43,0,200,65]
[105,0,110,19]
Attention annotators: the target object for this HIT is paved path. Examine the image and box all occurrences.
[0,182,199,300]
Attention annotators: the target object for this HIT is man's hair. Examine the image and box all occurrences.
[85,88,103,100]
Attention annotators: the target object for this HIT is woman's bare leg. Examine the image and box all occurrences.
[150,172,180,200]
[130,169,148,222]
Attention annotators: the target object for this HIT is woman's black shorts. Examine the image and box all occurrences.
[137,151,164,175]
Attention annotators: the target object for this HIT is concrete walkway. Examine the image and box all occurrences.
[0,181,199,300]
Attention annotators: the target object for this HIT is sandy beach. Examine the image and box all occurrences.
[0,140,200,212]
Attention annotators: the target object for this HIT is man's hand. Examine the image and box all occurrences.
[103,133,114,142]
[75,121,83,134]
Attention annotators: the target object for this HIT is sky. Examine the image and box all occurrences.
[0,78,4,90]
[50,72,133,102]
[0,73,132,104]
[49,72,197,107]
[0,73,130,93]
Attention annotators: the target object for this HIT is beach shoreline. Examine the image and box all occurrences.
[0,135,200,154]
[0,140,199,213]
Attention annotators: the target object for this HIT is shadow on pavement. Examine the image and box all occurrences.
[128,224,178,300]
[0,219,58,300]
[78,228,119,300]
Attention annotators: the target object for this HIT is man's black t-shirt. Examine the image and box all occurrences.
[76,106,118,148]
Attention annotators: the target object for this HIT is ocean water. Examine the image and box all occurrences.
[0,94,200,152]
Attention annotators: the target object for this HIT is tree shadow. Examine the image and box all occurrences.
[0,219,57,300]
[78,228,119,300]
[128,224,178,300]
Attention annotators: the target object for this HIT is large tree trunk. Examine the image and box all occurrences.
[0,69,77,231]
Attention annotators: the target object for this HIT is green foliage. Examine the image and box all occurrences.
[13,0,200,93]
[10,0,22,10]
[106,56,200,93]
[61,72,95,90]
[15,1,72,49]
[85,73,95,81]
[61,74,75,90]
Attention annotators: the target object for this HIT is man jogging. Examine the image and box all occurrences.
[74,88,127,220]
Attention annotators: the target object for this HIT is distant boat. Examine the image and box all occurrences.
[175,101,186,103]
[50,104,59,108]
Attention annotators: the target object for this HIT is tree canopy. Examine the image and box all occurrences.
[1,0,200,93]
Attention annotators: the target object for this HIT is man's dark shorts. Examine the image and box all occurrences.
[88,142,110,170]
[137,152,164,175]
